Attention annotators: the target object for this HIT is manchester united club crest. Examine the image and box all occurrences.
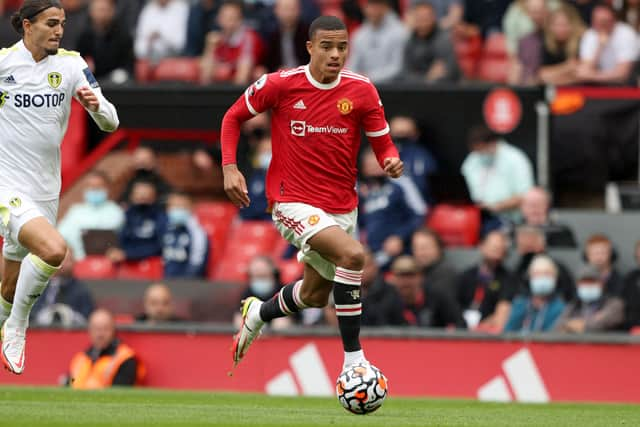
[308,215,320,226]
[337,98,353,115]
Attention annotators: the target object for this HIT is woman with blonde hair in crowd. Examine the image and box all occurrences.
[538,4,586,85]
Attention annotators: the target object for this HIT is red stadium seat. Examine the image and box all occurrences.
[194,201,239,277]
[483,33,507,57]
[135,59,154,83]
[152,57,201,83]
[211,221,280,282]
[427,204,481,247]
[61,99,87,181]
[476,57,509,83]
[278,258,304,284]
[454,34,482,79]
[73,255,117,279]
[117,257,164,280]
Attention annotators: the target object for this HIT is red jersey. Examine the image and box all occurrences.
[221,65,399,213]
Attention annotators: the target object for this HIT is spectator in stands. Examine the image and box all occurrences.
[120,147,172,206]
[136,283,183,323]
[576,2,638,85]
[183,0,219,56]
[58,170,125,260]
[514,225,576,301]
[507,0,556,85]
[361,247,407,326]
[619,0,640,31]
[60,0,88,51]
[359,149,427,268]
[77,0,134,83]
[411,228,458,299]
[583,234,624,296]
[347,0,409,83]
[458,0,512,37]
[199,0,262,85]
[67,309,144,389]
[134,0,189,63]
[555,265,625,333]
[107,180,168,263]
[262,0,310,73]
[388,255,465,328]
[0,0,19,47]
[162,192,209,278]
[403,1,460,84]
[456,230,516,332]
[427,0,464,30]
[503,0,558,60]
[239,136,272,221]
[233,256,292,329]
[538,4,586,85]
[519,186,577,247]
[389,115,438,201]
[461,124,534,229]
[31,249,95,327]
[504,254,566,333]
[622,240,640,330]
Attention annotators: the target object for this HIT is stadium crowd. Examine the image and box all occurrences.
[1,0,639,86]
[3,0,640,338]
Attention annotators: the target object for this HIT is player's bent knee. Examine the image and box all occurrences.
[299,286,331,308]
[38,239,67,267]
[337,242,365,271]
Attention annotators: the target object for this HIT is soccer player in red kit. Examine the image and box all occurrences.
[222,16,403,372]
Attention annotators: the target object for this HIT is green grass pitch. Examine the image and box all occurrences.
[0,386,638,426]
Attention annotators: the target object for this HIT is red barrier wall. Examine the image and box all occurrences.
[1,330,639,403]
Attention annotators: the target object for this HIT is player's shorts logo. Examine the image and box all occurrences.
[308,215,320,226]
[290,120,306,137]
[337,98,353,115]
[47,72,62,89]
[9,197,21,208]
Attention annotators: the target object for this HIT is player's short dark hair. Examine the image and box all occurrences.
[467,124,500,146]
[11,0,62,35]
[308,16,347,40]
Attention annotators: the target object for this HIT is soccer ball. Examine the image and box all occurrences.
[335,362,388,415]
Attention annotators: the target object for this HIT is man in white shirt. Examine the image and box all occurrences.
[577,3,639,85]
[0,0,119,375]
[134,0,189,62]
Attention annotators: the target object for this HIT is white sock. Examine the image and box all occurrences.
[343,349,366,369]
[0,282,12,326]
[5,254,59,330]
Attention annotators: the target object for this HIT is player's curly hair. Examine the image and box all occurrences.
[11,0,62,35]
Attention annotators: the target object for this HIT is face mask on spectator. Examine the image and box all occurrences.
[478,152,495,167]
[84,189,107,206]
[530,276,556,296]
[577,283,602,303]
[258,153,272,170]
[168,207,191,225]
[250,278,275,295]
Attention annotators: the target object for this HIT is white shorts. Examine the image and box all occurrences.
[272,202,357,281]
[0,189,58,261]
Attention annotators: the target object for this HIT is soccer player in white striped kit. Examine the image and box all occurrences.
[0,0,119,374]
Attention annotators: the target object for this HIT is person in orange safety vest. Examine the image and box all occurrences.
[68,308,144,389]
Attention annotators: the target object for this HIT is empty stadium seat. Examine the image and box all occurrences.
[454,34,482,79]
[278,258,304,284]
[117,257,164,280]
[427,204,481,247]
[61,100,87,181]
[211,221,280,282]
[135,59,153,83]
[476,33,509,83]
[152,57,201,83]
[73,255,117,279]
[194,201,239,277]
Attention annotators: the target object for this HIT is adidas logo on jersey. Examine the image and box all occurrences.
[293,100,306,110]
[2,75,16,84]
